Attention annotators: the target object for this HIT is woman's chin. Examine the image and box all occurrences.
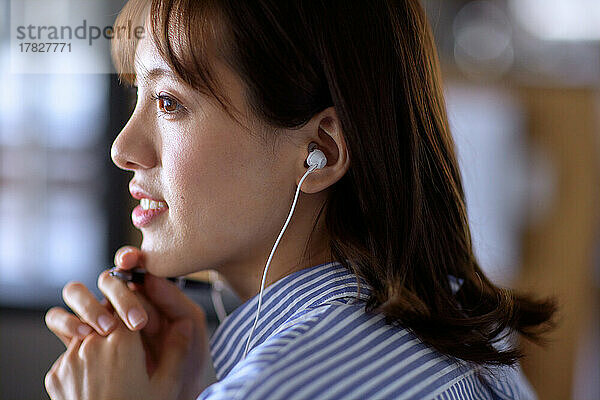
[140,246,182,277]
[139,243,201,278]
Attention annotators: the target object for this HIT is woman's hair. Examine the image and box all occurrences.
[112,0,556,366]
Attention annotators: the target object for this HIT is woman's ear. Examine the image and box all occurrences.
[298,106,350,194]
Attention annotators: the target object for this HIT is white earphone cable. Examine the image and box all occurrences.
[242,164,318,359]
[209,269,228,324]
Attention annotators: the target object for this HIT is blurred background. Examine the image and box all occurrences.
[0,0,598,399]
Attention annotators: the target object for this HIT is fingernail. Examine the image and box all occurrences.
[78,324,92,337]
[128,308,146,329]
[119,248,136,264]
[98,314,116,333]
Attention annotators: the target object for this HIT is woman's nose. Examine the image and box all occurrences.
[111,120,158,171]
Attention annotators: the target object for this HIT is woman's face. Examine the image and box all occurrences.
[111,31,308,278]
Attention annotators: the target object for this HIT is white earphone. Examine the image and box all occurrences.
[306,148,327,170]
[241,146,327,360]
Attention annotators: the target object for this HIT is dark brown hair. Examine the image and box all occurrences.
[112,0,556,366]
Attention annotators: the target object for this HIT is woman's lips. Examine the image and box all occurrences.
[132,204,168,228]
[129,185,168,228]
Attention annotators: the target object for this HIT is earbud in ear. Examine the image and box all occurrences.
[306,149,327,170]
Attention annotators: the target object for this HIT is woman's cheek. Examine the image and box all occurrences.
[163,148,224,233]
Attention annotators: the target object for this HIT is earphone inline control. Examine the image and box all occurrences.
[242,147,327,360]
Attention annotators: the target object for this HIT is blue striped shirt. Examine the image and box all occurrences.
[197,261,537,399]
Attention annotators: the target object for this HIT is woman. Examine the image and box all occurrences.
[44,0,556,399]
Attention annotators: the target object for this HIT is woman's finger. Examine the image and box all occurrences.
[45,307,94,347]
[102,285,161,335]
[100,297,115,314]
[133,290,162,336]
[114,246,143,270]
[62,281,118,336]
[97,269,149,331]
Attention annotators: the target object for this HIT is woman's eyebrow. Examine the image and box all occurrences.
[136,67,180,86]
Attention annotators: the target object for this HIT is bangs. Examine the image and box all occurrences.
[111,0,233,115]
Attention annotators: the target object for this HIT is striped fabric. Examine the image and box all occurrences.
[197,261,537,400]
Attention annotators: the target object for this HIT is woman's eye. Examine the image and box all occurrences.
[153,93,184,115]
[159,97,178,112]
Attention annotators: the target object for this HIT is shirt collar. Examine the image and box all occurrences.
[209,260,372,380]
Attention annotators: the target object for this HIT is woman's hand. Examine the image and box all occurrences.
[44,246,209,400]
[45,314,194,400]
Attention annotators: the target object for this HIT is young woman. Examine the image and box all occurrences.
[44,0,556,399]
